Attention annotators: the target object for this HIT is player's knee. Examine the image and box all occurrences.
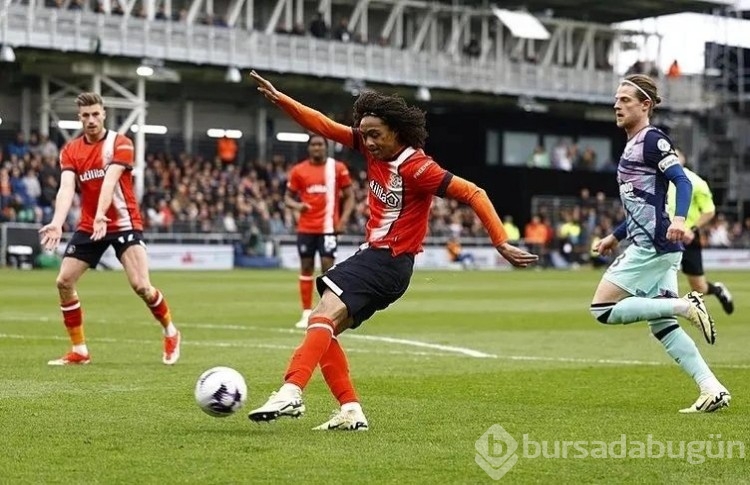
[55,275,75,292]
[590,302,615,324]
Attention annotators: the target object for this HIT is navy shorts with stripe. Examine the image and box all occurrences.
[316,247,415,328]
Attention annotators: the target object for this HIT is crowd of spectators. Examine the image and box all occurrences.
[2,132,750,262]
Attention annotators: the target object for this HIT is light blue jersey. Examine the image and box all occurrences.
[617,126,683,254]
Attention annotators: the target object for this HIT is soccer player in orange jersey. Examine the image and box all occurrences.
[285,134,355,328]
[247,71,537,430]
[38,92,181,366]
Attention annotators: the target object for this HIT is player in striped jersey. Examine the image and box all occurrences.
[590,75,729,413]
[285,134,355,328]
[38,92,181,366]
[247,71,537,430]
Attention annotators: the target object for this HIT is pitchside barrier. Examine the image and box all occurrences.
[2,223,749,271]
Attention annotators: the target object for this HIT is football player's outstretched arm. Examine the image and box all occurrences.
[250,70,355,149]
[445,176,538,268]
[39,170,76,251]
[91,164,126,241]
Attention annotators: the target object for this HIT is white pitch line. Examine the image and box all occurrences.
[5,319,750,369]
[0,334,449,357]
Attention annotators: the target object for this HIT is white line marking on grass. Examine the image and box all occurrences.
[344,334,497,358]
[6,321,750,369]
[0,334,449,357]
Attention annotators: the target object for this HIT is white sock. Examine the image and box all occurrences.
[697,376,724,395]
[301,309,312,318]
[163,323,178,337]
[675,299,691,317]
[73,344,89,355]
[341,402,362,413]
[281,383,302,395]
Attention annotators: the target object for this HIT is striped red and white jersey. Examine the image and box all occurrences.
[360,141,451,256]
[59,130,142,233]
[287,158,352,234]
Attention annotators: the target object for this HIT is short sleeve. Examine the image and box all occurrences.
[112,136,135,168]
[287,166,302,193]
[59,145,75,173]
[643,130,679,173]
[336,162,352,188]
[404,156,452,196]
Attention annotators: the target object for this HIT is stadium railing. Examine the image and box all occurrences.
[2,4,712,109]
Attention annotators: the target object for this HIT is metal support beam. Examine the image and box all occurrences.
[410,9,435,53]
[576,26,595,70]
[265,0,290,35]
[446,11,470,58]
[380,0,406,45]
[186,0,204,25]
[39,68,148,201]
[348,0,369,43]
[226,0,245,28]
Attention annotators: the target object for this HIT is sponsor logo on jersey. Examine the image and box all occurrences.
[413,161,431,179]
[619,182,634,195]
[658,155,679,172]
[369,180,401,208]
[79,168,106,182]
[306,184,328,194]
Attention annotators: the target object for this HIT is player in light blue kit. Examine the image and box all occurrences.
[590,74,730,413]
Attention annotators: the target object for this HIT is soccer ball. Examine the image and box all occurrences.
[194,366,248,417]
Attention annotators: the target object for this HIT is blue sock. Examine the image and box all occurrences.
[649,318,719,392]
[592,297,687,325]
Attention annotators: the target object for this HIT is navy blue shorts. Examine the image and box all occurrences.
[298,233,337,259]
[63,230,145,268]
[316,247,414,328]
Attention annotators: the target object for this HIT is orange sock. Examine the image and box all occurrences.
[146,289,172,327]
[320,338,358,405]
[61,299,85,346]
[284,315,334,389]
[299,274,314,311]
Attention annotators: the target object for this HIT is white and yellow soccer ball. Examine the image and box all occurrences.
[194,366,248,417]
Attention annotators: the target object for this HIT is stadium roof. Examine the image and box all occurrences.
[471,0,736,23]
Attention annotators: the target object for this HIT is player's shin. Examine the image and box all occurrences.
[145,288,177,336]
[299,274,314,311]
[649,318,721,393]
[320,337,358,406]
[61,297,87,354]
[284,315,335,389]
[591,297,689,324]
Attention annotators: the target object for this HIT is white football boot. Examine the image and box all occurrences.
[248,386,305,422]
[682,291,716,345]
[313,408,369,431]
[679,390,731,414]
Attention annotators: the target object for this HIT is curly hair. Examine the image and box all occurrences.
[352,91,428,149]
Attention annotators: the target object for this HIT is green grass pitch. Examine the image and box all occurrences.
[1,268,748,484]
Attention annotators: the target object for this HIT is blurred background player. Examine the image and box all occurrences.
[38,92,181,366]
[667,149,734,314]
[247,70,537,430]
[590,75,730,413]
[445,235,477,269]
[285,134,355,328]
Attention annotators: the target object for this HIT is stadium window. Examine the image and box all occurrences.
[503,131,539,167]
[576,136,612,171]
[486,129,500,166]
